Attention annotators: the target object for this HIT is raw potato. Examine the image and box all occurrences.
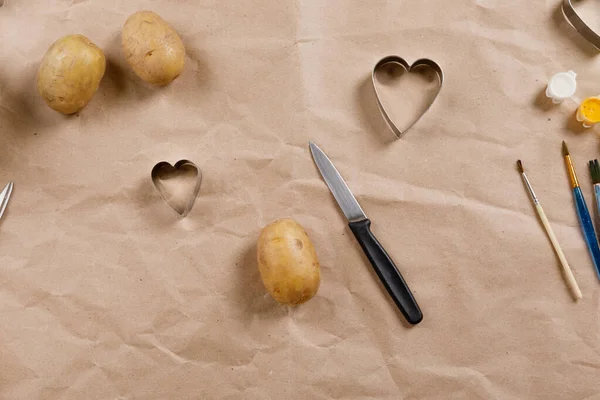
[37,35,106,114]
[122,11,185,85]
[257,219,321,305]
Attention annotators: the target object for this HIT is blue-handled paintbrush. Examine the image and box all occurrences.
[563,141,600,280]
[588,160,600,222]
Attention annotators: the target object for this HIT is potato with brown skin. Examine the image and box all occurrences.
[37,34,106,114]
[257,219,321,305]
[122,11,185,86]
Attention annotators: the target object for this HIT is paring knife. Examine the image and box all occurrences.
[309,142,423,324]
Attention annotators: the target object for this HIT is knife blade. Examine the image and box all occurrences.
[309,142,423,325]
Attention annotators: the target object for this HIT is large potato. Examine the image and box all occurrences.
[37,34,106,114]
[257,219,321,305]
[122,11,185,85]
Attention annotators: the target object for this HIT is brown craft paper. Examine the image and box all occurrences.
[1,1,600,399]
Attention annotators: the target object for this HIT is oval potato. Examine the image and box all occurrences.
[37,34,106,114]
[257,219,321,305]
[122,11,185,85]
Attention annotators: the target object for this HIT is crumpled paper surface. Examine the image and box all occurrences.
[1,0,600,399]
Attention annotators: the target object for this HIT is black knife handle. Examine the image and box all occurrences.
[349,219,423,325]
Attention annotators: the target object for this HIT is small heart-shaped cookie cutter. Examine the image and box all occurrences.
[151,160,202,217]
[372,56,444,139]
[562,0,600,50]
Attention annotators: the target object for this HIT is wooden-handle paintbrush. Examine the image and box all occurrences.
[518,160,582,300]
[563,141,600,281]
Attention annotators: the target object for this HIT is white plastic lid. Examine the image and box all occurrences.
[546,71,577,103]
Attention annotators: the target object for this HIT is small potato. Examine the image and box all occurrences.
[37,34,106,114]
[122,11,185,85]
[257,219,321,305]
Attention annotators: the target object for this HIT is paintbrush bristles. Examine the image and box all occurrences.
[590,160,600,184]
[563,141,579,188]
[517,160,524,173]
[562,141,570,156]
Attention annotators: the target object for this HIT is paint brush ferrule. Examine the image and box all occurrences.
[594,183,600,214]
[565,155,580,188]
[521,173,539,204]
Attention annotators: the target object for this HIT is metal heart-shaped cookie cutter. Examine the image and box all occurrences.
[372,56,444,139]
[151,160,202,217]
[562,0,600,50]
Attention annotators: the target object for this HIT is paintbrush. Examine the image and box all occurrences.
[563,141,600,280]
[588,159,600,221]
[518,160,582,300]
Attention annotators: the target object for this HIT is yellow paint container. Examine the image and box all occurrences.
[576,97,600,128]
